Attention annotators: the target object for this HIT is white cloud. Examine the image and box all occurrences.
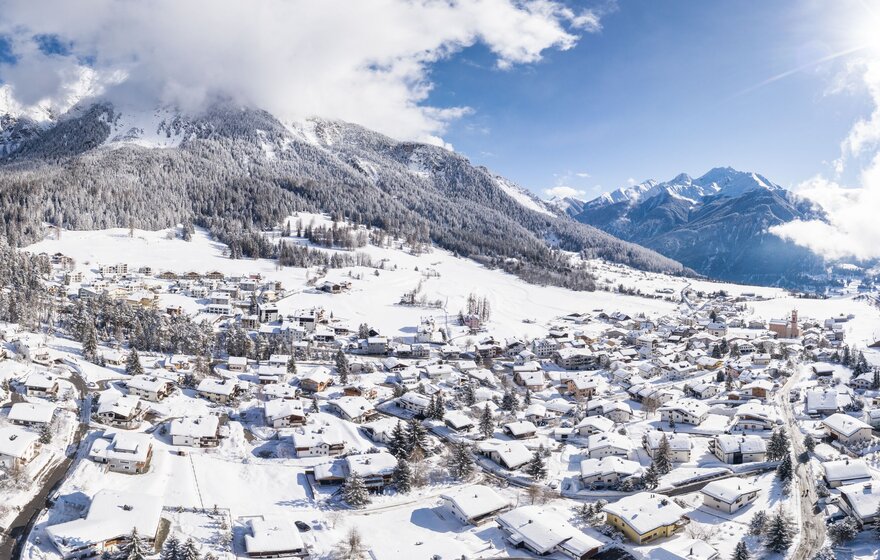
[543,185,586,199]
[0,0,603,143]
[769,58,880,261]
[626,177,636,185]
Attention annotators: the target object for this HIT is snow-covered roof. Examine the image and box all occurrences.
[0,425,39,458]
[8,401,56,424]
[822,413,872,437]
[90,432,152,464]
[331,396,374,419]
[291,427,344,449]
[477,440,532,469]
[46,491,163,556]
[602,493,686,535]
[647,538,719,560]
[497,505,603,556]
[579,456,642,478]
[197,377,239,396]
[504,420,537,437]
[714,434,766,454]
[345,452,396,477]
[24,371,57,389]
[126,374,174,393]
[97,394,142,417]
[587,432,633,452]
[245,518,304,555]
[264,399,305,422]
[169,415,220,438]
[443,410,474,430]
[441,485,510,520]
[838,481,880,520]
[575,416,614,433]
[644,431,691,452]
[700,478,759,504]
[823,459,872,483]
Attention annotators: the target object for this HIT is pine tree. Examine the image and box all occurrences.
[523,389,531,406]
[479,404,494,439]
[749,510,768,535]
[336,349,350,384]
[448,441,475,479]
[654,435,672,475]
[501,390,519,412]
[39,423,52,444]
[393,456,413,493]
[81,322,98,362]
[641,462,660,490]
[776,452,793,482]
[525,449,547,479]
[287,355,297,374]
[388,420,409,458]
[731,539,749,560]
[125,347,143,376]
[767,428,790,461]
[432,392,446,420]
[764,508,794,552]
[462,382,476,407]
[179,538,201,560]
[872,367,880,391]
[120,528,149,560]
[161,535,181,560]
[343,472,370,508]
[407,418,429,457]
[803,434,816,452]
[427,395,438,420]
[828,516,859,545]
[311,398,320,413]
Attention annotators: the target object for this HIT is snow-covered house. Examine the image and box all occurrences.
[292,427,345,457]
[643,431,691,463]
[23,372,60,398]
[602,493,688,544]
[395,392,431,415]
[477,440,532,470]
[575,416,615,437]
[227,356,248,373]
[837,482,880,526]
[700,479,759,513]
[46,490,163,559]
[496,506,604,559]
[728,400,779,432]
[443,410,475,432]
[169,415,221,447]
[503,420,538,439]
[89,431,153,474]
[264,399,307,428]
[821,413,873,445]
[95,394,145,429]
[197,377,243,404]
[244,517,307,558]
[822,458,873,488]
[658,399,709,426]
[441,485,511,526]
[0,425,40,472]
[586,432,633,459]
[330,396,377,424]
[579,456,642,488]
[8,401,56,427]
[711,434,766,464]
[126,374,175,402]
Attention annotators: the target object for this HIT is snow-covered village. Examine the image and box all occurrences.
[0,215,876,560]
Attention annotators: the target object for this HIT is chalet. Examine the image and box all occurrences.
[8,402,56,427]
[360,417,399,444]
[361,336,389,355]
[443,410,475,432]
[647,540,718,560]
[700,479,760,513]
[821,413,873,446]
[0,426,40,472]
[567,376,600,399]
[227,356,248,373]
[603,493,688,544]
[706,322,728,337]
[477,440,532,470]
[330,396,377,423]
[396,392,431,416]
[686,382,720,400]
[46,490,163,560]
[169,415,221,447]
[125,375,175,402]
[729,400,778,432]
[575,416,614,437]
[441,485,511,526]
[95,394,146,429]
[837,482,880,526]
[497,506,604,559]
[739,379,773,400]
[523,403,555,426]
[88,431,153,474]
[586,432,633,459]
[503,420,538,440]
[554,347,595,370]
[244,518,307,559]
[299,367,333,393]
[23,372,60,398]
[292,427,345,457]
[805,388,849,416]
[197,378,243,404]
[822,458,873,488]
[579,456,642,488]
[865,408,880,429]
[261,383,301,401]
[513,368,546,391]
[264,399,307,428]
[600,401,634,423]
[643,431,691,463]
[712,434,766,464]
[256,364,287,385]
[658,399,708,426]
[342,385,377,399]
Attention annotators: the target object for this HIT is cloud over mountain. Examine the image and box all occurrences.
[0,0,603,144]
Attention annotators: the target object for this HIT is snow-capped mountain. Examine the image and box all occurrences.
[562,168,825,286]
[0,100,690,287]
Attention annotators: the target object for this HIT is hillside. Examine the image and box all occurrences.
[0,101,690,290]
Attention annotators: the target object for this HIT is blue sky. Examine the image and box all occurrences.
[428,0,875,199]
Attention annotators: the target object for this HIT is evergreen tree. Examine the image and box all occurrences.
[767,428,790,461]
[731,539,749,560]
[393,455,413,493]
[501,390,518,411]
[433,392,446,420]
[776,452,793,482]
[407,418,429,457]
[286,355,297,374]
[653,435,672,475]
[343,472,370,508]
[389,420,409,458]
[525,449,547,479]
[641,462,660,490]
[336,349,350,384]
[764,509,795,552]
[803,434,816,452]
[125,347,144,376]
[81,322,98,362]
[523,389,531,406]
[479,404,494,439]
[873,367,880,391]
[462,382,476,406]
[749,510,768,535]
[828,516,859,545]
[448,441,475,479]
[39,423,52,444]
[179,538,201,560]
[161,535,181,560]
[311,398,320,413]
[120,528,149,560]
